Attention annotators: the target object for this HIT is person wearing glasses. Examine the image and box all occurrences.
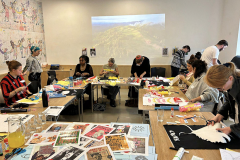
[205,62,240,137]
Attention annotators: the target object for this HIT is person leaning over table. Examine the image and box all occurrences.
[73,55,94,105]
[73,55,93,78]
[171,45,191,77]
[173,54,196,86]
[99,58,119,107]
[205,62,240,137]
[131,55,150,78]
[22,46,43,92]
[1,60,31,107]
[185,60,219,112]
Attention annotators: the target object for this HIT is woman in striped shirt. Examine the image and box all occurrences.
[1,60,31,106]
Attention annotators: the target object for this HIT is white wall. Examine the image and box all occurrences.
[42,0,224,65]
[218,0,240,62]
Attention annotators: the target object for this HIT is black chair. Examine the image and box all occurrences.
[151,67,166,77]
[28,81,39,94]
[231,56,240,69]
[47,71,58,85]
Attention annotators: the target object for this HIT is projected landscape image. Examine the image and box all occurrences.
[92,14,165,62]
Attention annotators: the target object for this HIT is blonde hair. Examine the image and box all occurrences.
[205,62,240,88]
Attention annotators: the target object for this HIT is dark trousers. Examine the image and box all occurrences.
[108,86,119,100]
[28,73,41,94]
[171,66,180,77]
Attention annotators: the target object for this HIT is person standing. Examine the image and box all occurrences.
[23,46,43,93]
[171,45,191,77]
[131,55,150,78]
[201,40,228,69]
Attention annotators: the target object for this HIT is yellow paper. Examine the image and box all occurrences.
[158,91,169,95]
[104,69,114,72]
[167,77,175,80]
[109,76,118,80]
[18,98,42,103]
[56,81,70,86]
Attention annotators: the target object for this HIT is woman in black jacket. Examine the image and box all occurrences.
[205,62,240,138]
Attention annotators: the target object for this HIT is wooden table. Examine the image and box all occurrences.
[138,86,188,111]
[149,110,240,160]
[0,121,154,160]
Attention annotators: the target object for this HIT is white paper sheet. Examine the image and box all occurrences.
[220,149,240,160]
[42,106,65,116]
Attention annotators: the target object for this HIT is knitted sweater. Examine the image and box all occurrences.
[171,50,187,69]
[185,73,219,112]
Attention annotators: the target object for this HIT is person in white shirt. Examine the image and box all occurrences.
[201,40,228,69]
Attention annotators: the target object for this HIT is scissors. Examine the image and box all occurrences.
[202,115,215,125]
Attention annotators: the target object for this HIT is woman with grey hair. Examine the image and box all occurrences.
[99,58,120,107]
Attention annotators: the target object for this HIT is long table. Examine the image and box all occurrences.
[0,121,154,160]
[149,110,240,160]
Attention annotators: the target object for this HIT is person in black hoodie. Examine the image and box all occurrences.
[205,62,240,138]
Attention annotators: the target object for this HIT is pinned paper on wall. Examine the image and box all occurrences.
[162,47,168,57]
[90,48,96,57]
[82,48,87,56]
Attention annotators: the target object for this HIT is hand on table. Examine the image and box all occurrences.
[189,98,197,103]
[103,71,108,75]
[76,72,81,76]
[216,127,231,135]
[140,74,144,79]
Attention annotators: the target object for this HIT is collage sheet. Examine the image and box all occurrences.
[19,122,158,160]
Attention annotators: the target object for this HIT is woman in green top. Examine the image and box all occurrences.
[99,58,119,107]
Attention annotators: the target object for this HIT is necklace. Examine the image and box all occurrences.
[80,64,86,71]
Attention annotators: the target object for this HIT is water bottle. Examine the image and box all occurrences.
[42,88,48,107]
[69,76,73,87]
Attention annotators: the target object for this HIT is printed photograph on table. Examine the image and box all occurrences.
[54,130,80,147]
[26,132,58,145]
[84,140,105,149]
[111,124,132,135]
[85,145,116,160]
[79,136,91,147]
[48,145,85,160]
[104,134,130,152]
[128,124,150,137]
[45,123,69,133]
[66,123,91,134]
[83,125,114,141]
[124,136,149,156]
[29,144,58,160]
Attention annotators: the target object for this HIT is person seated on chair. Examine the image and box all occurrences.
[1,60,31,107]
[73,55,93,78]
[174,55,196,86]
[205,62,240,137]
[185,60,219,112]
[99,58,119,107]
[73,55,94,105]
[131,55,150,79]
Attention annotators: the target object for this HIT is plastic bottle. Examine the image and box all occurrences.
[4,138,9,152]
[171,107,174,118]
[0,144,3,156]
[69,76,73,87]
[42,88,48,107]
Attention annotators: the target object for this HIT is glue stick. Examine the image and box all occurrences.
[171,107,174,118]
[172,147,185,160]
